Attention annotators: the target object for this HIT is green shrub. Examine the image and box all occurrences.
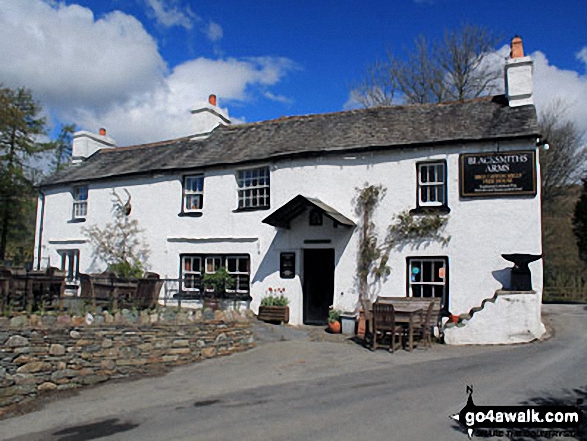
[108,260,144,278]
[328,309,341,323]
[260,295,289,307]
[202,267,235,296]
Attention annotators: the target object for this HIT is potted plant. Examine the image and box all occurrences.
[328,309,341,333]
[202,267,235,310]
[258,293,289,324]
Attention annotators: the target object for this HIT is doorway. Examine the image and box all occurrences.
[303,248,335,325]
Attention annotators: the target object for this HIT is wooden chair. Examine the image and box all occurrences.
[372,302,403,352]
[413,300,436,348]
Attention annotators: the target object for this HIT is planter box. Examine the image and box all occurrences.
[257,306,289,324]
[340,314,357,335]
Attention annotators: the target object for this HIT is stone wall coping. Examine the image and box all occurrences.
[495,289,537,296]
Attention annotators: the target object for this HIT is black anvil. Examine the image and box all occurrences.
[501,254,542,291]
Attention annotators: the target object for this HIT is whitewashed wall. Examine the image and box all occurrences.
[34,138,543,342]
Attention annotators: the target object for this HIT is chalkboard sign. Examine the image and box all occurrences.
[460,150,536,198]
[280,252,295,279]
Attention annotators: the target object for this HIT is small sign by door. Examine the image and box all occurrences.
[280,252,295,279]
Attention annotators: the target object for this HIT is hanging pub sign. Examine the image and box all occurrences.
[280,252,295,279]
[459,150,537,197]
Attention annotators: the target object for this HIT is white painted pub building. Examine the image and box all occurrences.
[34,38,545,344]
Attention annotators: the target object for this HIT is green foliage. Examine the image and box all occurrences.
[573,177,587,264]
[49,123,76,173]
[354,183,387,311]
[0,86,49,262]
[202,267,235,296]
[108,260,145,279]
[328,309,341,323]
[386,210,450,248]
[354,184,450,312]
[544,270,587,303]
[260,295,289,307]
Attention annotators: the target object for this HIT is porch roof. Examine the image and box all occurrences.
[262,195,356,229]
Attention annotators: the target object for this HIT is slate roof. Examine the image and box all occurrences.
[42,95,539,187]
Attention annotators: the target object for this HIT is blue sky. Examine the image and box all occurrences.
[1,0,586,146]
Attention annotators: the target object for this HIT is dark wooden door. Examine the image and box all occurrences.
[303,248,335,325]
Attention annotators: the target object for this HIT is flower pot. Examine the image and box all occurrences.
[258,305,289,324]
[328,320,341,334]
[357,309,366,338]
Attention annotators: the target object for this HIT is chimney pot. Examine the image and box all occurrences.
[99,128,106,136]
[209,94,217,106]
[510,35,524,59]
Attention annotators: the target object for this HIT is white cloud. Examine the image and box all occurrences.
[0,0,166,111]
[144,0,193,30]
[69,56,298,145]
[206,22,223,42]
[263,91,293,105]
[532,49,587,135]
[0,0,297,146]
[577,48,587,66]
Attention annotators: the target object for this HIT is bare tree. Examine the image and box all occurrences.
[83,189,150,278]
[539,100,587,209]
[352,24,502,107]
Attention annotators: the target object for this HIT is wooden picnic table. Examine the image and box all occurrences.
[375,299,423,351]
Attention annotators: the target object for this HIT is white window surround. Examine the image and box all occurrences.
[417,161,446,207]
[181,256,202,292]
[180,254,250,296]
[407,257,448,309]
[236,166,270,210]
[72,186,88,219]
[183,175,204,212]
[225,255,250,294]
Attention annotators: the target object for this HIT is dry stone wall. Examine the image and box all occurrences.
[0,309,255,417]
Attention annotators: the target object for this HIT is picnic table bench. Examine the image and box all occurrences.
[373,297,442,350]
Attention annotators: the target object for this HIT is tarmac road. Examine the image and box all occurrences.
[1,304,586,441]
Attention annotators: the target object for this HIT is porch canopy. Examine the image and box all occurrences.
[262,195,355,229]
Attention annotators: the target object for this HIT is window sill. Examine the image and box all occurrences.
[68,218,86,223]
[233,206,271,213]
[409,205,451,215]
[178,211,203,217]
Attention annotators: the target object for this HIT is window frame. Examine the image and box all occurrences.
[235,166,270,211]
[181,175,204,215]
[179,254,251,299]
[72,186,88,220]
[406,256,449,311]
[181,255,202,293]
[413,160,450,214]
[225,256,251,294]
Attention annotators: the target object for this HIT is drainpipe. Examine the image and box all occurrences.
[36,189,46,271]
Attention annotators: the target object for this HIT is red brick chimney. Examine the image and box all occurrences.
[209,94,217,106]
[510,36,524,59]
[505,35,533,107]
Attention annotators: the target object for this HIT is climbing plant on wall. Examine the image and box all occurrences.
[354,183,450,311]
[355,183,388,312]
